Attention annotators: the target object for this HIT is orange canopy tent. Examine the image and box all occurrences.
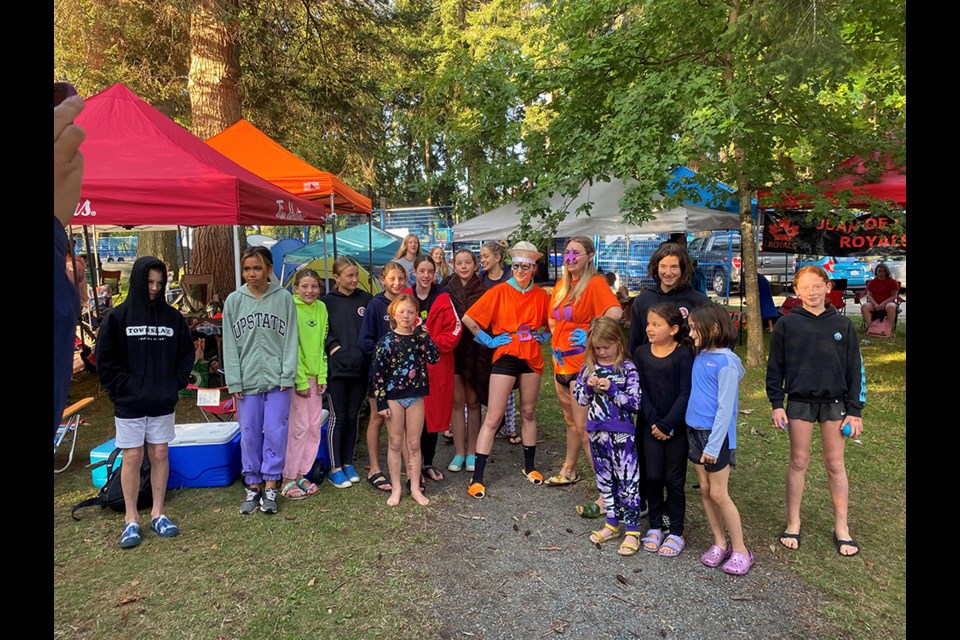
[205,119,372,215]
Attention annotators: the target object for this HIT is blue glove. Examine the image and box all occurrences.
[474,330,512,349]
[569,328,587,347]
[534,331,552,345]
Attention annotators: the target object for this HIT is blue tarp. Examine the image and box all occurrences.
[283,224,402,267]
[664,166,758,216]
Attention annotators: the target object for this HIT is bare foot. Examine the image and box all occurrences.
[410,490,429,506]
[387,491,401,507]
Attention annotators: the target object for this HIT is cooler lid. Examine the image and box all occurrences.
[170,422,240,446]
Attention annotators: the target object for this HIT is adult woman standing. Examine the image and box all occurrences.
[478,240,520,443]
[391,233,422,285]
[461,241,551,499]
[545,237,623,487]
[403,255,462,482]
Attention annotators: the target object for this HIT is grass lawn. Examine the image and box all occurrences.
[54,317,906,639]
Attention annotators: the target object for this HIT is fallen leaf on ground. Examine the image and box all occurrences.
[115,594,144,607]
[565,528,574,534]
[307,577,316,587]
[512,515,520,522]
[865,560,875,569]
[616,575,631,586]
[213,508,223,514]
[284,514,297,521]
[210,544,218,550]
[513,524,519,532]
[539,546,562,551]
[318,508,332,513]
[740,408,753,415]
[524,530,531,537]
[731,596,753,601]
[130,580,140,587]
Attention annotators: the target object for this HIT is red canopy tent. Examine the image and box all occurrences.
[759,154,906,210]
[71,84,328,229]
[205,119,372,215]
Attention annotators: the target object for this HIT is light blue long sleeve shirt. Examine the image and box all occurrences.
[685,348,745,458]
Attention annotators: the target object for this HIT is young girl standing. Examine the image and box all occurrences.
[223,247,299,515]
[572,317,642,557]
[322,257,374,489]
[767,265,864,557]
[391,233,422,286]
[358,262,408,492]
[478,240,519,443]
[685,303,750,574]
[402,256,462,483]
[280,269,328,500]
[442,249,486,472]
[633,303,694,557]
[372,294,441,506]
[429,246,452,283]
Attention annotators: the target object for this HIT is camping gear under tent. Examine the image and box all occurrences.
[281,225,402,283]
[282,256,383,295]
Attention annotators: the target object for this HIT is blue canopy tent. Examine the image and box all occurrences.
[282,225,402,283]
[664,166,758,216]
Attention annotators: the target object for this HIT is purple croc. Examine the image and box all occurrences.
[722,549,755,576]
[700,544,732,568]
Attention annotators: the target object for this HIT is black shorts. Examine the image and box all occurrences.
[687,428,736,472]
[554,372,578,387]
[491,354,534,377]
[786,399,846,424]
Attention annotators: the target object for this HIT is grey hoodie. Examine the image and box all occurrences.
[223,282,299,395]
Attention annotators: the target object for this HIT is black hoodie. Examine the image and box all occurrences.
[322,288,373,378]
[95,257,195,419]
[628,284,709,355]
[765,306,865,417]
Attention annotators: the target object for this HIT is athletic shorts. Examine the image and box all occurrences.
[554,372,578,387]
[786,399,846,424]
[115,412,176,449]
[687,428,736,472]
[491,354,534,377]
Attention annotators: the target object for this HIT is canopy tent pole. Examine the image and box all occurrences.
[322,226,329,293]
[368,215,374,292]
[330,193,338,259]
[82,225,103,325]
[233,225,242,291]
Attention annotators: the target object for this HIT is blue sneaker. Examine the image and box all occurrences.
[119,522,142,549]
[329,469,352,488]
[150,514,180,538]
[342,465,361,483]
[465,455,476,472]
[448,455,466,472]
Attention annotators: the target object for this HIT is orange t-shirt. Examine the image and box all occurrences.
[465,282,551,374]
[550,275,621,375]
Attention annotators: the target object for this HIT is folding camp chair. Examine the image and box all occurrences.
[187,384,237,422]
[826,278,848,315]
[100,269,122,302]
[54,397,95,473]
[180,274,216,317]
[854,289,904,333]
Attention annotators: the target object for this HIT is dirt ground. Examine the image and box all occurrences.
[401,436,840,640]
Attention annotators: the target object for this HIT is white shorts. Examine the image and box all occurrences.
[115,413,176,448]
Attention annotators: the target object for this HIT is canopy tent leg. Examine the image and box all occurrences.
[233,225,242,291]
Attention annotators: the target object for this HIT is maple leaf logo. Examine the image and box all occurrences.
[770,219,800,241]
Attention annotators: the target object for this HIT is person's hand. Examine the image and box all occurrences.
[316,384,327,395]
[279,386,290,392]
[296,388,311,398]
[568,328,587,347]
[700,452,717,465]
[534,330,551,345]
[842,416,863,438]
[595,378,611,392]
[232,392,243,402]
[651,424,671,441]
[54,96,86,227]
[772,408,788,430]
[586,375,600,388]
[378,408,392,419]
[474,330,511,349]
[329,345,341,355]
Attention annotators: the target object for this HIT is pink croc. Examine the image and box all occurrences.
[700,544,732,568]
[722,549,755,576]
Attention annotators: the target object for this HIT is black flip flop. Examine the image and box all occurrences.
[366,472,392,492]
[779,530,801,550]
[833,532,860,557]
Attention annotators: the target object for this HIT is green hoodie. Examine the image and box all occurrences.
[294,295,329,391]
[223,282,299,395]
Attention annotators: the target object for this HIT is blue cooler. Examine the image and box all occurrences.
[89,438,122,488]
[167,422,242,489]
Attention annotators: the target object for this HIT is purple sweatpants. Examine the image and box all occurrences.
[589,430,644,530]
[238,388,291,485]
[284,379,323,479]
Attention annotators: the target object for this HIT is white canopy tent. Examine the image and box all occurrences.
[452,178,740,241]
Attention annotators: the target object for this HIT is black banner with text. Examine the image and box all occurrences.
[762,211,906,256]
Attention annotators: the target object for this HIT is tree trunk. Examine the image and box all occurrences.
[188,0,242,298]
[136,230,180,276]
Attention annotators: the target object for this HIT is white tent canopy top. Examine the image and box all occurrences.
[452,178,739,242]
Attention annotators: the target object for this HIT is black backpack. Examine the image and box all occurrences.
[71,448,153,520]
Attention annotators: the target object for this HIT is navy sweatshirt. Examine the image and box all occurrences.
[766,306,866,417]
[95,257,195,419]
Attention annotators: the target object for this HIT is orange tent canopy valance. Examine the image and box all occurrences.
[206,119,372,215]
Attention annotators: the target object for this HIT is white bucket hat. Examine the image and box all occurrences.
[507,241,543,264]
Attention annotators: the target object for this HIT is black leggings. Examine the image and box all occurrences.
[327,377,366,469]
[642,425,689,536]
[421,429,438,467]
